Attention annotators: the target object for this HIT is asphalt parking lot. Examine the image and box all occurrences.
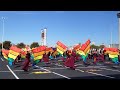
[1,56,120,79]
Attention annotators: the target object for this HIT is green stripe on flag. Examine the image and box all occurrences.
[34,60,40,64]
[112,57,118,62]
[8,58,14,62]
[81,55,86,59]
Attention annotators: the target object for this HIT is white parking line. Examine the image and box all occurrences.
[86,71,115,79]
[44,67,65,70]
[13,70,24,72]
[6,65,19,79]
[75,69,85,72]
[0,71,10,72]
[54,62,115,79]
[99,68,120,73]
[1,58,4,61]
[39,67,71,79]
[54,63,66,67]
[77,66,105,69]
[52,72,71,79]
[13,68,66,71]
[76,63,120,73]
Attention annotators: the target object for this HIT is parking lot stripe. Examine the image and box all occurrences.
[39,67,71,79]
[1,58,4,61]
[6,65,19,79]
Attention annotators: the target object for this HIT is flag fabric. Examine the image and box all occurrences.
[45,47,53,54]
[2,49,9,60]
[32,46,46,64]
[56,41,67,55]
[77,39,91,63]
[21,50,26,59]
[73,44,81,51]
[8,46,21,66]
[104,47,119,64]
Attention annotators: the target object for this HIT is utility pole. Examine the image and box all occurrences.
[1,17,6,50]
[117,12,120,49]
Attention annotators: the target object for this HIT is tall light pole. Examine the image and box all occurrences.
[117,12,120,49]
[1,17,5,50]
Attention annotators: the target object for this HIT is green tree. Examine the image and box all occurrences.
[30,42,39,49]
[16,42,26,49]
[99,45,105,49]
[91,44,99,49]
[91,44,95,49]
[3,41,12,50]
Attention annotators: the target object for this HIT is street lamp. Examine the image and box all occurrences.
[1,17,4,49]
[117,12,120,49]
[1,17,6,50]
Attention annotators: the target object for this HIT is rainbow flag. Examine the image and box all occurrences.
[8,46,21,66]
[104,47,119,64]
[21,50,26,59]
[2,49,9,60]
[73,44,81,51]
[56,41,67,56]
[32,46,46,64]
[45,47,53,54]
[77,39,91,62]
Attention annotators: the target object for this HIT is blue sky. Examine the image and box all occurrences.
[0,11,119,47]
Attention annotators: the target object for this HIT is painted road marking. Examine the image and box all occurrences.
[54,62,115,79]
[13,70,24,72]
[34,65,71,79]
[55,63,107,69]
[1,58,4,61]
[86,69,102,72]
[77,63,120,73]
[6,65,19,79]
[75,69,85,72]
[77,67,105,69]
[31,71,51,74]
[85,71,115,79]
[75,63,107,67]
[39,67,71,79]
[0,68,66,73]
[99,67,120,73]
[44,67,66,70]
[0,71,11,72]
[75,68,115,79]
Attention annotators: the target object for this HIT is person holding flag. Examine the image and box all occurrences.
[43,51,49,64]
[22,51,31,72]
[64,51,76,70]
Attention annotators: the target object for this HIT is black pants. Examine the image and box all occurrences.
[118,55,120,62]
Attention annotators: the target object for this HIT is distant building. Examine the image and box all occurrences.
[109,44,119,48]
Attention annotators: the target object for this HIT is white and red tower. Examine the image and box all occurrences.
[41,28,47,46]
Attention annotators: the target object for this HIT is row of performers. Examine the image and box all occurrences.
[12,50,120,72]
